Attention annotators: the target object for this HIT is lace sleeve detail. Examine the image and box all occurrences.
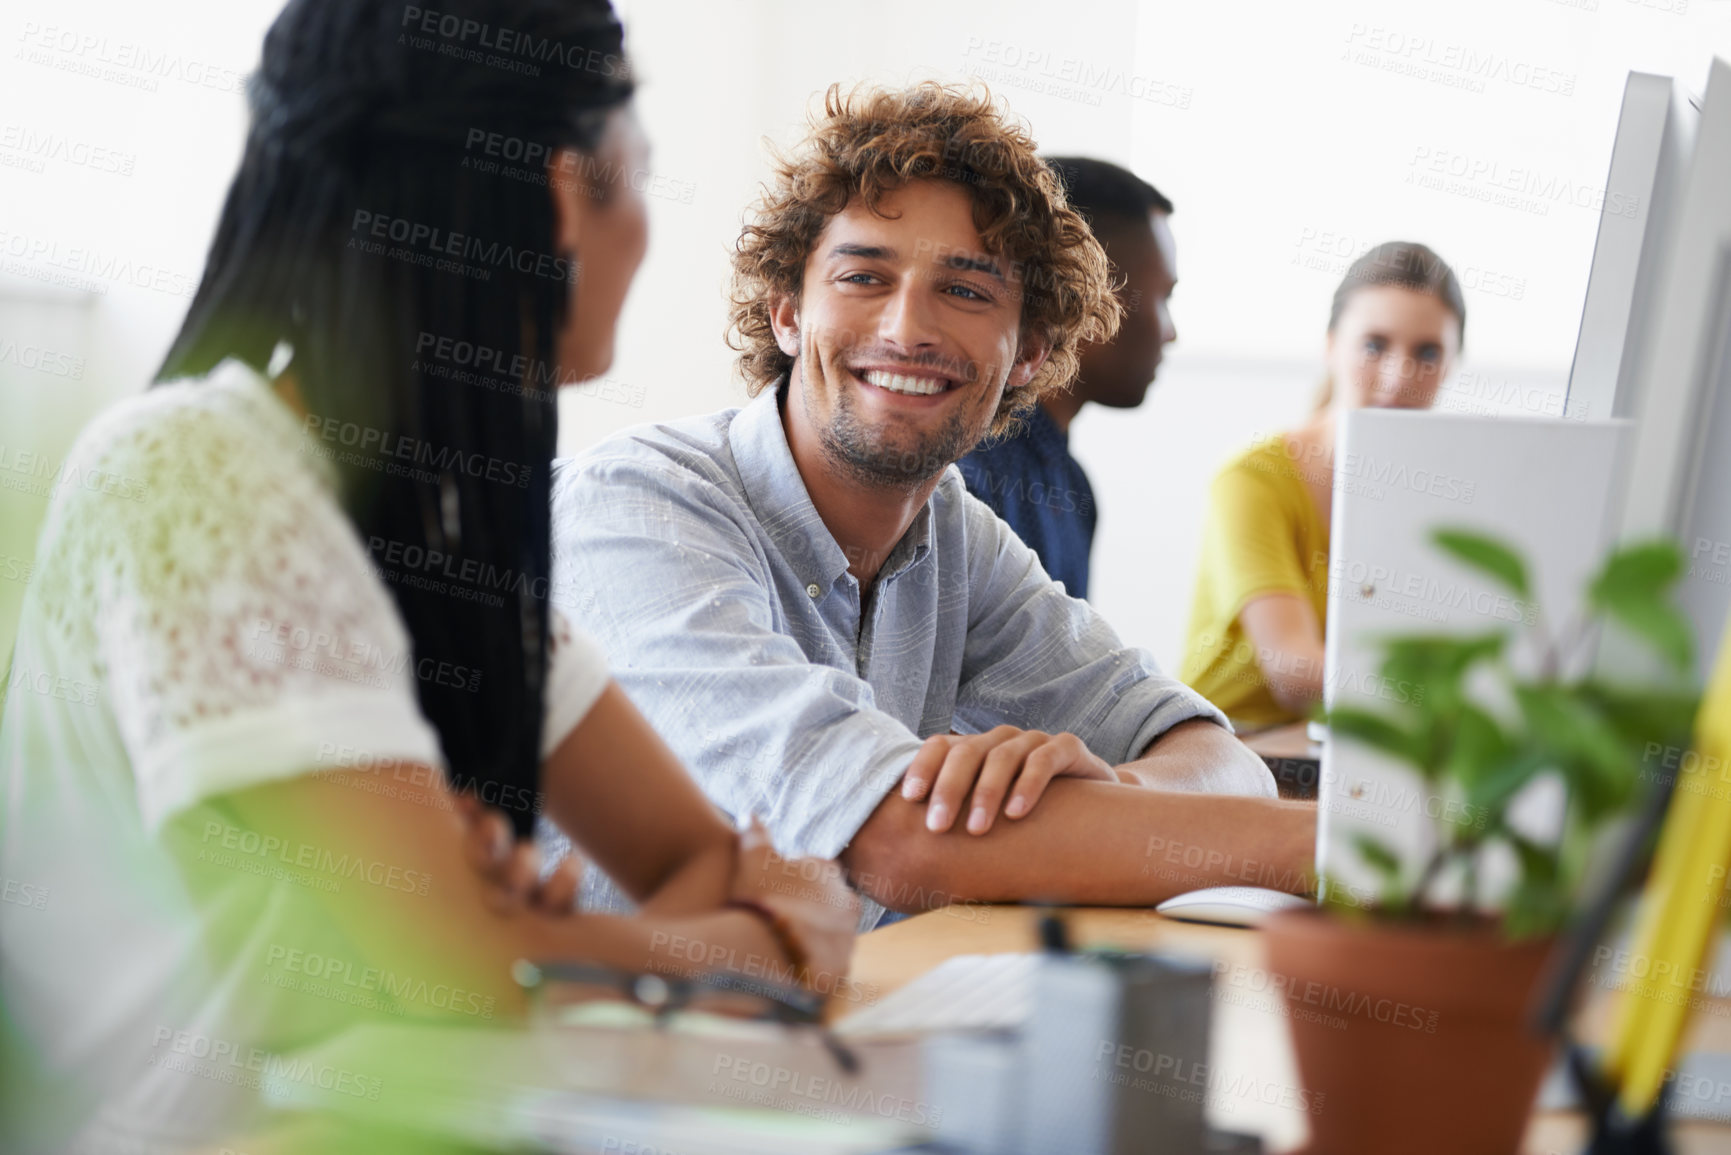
[33,375,443,830]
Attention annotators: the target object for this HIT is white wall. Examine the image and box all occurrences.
[599,0,1729,663]
[3,0,1728,665]
[0,0,278,660]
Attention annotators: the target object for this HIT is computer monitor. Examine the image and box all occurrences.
[1590,57,1731,684]
[1533,59,1731,1092]
[1564,72,1699,425]
[1315,412,1632,903]
[1314,61,1728,904]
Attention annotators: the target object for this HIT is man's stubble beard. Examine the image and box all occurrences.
[808,360,987,493]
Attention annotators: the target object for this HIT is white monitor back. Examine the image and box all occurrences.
[1317,411,1631,904]
[1608,57,1731,684]
[1565,72,1698,423]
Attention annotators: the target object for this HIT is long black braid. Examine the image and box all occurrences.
[157,0,633,835]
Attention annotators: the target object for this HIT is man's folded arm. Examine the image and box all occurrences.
[951,492,1274,797]
[841,778,1316,913]
[1114,717,1277,796]
[552,461,1307,917]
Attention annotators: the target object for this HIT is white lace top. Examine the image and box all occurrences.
[0,359,609,1153]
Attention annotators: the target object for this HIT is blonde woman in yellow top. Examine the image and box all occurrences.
[1181,242,1466,727]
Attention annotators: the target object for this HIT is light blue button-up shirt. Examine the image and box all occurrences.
[547,386,1227,927]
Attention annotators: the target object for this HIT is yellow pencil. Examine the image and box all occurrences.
[1604,624,1731,1116]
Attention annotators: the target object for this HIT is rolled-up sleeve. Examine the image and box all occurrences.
[952,490,1229,761]
[552,456,923,861]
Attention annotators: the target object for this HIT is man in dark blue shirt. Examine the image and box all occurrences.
[958,158,1178,599]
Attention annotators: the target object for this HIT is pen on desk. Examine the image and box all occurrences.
[1036,904,1071,954]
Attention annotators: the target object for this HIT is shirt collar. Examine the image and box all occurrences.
[878,493,934,586]
[728,383,937,595]
[729,385,852,594]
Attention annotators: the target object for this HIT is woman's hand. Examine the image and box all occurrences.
[898,726,1116,835]
[728,816,858,990]
[455,792,582,916]
[457,795,857,993]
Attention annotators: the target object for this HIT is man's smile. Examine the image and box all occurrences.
[845,362,968,402]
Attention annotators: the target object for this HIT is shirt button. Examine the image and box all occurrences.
[806,583,822,599]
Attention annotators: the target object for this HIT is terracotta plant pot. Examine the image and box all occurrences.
[1262,907,1558,1155]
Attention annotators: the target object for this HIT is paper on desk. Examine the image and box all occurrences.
[517,1092,929,1154]
[263,1018,929,1152]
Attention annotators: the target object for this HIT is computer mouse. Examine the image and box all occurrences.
[1155,886,1313,928]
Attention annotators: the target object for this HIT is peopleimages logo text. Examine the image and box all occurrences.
[302,414,532,488]
[350,211,575,283]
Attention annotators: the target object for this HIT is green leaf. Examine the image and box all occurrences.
[1579,682,1701,754]
[1378,633,1506,690]
[1503,877,1570,939]
[1434,529,1531,600]
[1464,749,1547,819]
[1506,831,1559,887]
[1444,704,1512,791]
[1352,834,1408,910]
[1376,634,1506,757]
[1445,711,1528,839]
[1606,601,1696,673]
[1354,833,1403,880]
[1327,706,1423,768]
[1590,540,1685,603]
[1589,541,1694,671]
[1514,685,1637,818]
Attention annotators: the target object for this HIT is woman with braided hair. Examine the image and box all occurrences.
[0,2,854,1151]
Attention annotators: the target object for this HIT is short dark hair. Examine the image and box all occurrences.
[1041,156,1172,237]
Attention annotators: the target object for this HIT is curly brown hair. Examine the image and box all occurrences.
[726,81,1121,439]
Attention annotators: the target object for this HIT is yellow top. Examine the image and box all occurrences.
[1179,436,1331,729]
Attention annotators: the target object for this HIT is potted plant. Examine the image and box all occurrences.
[1264,529,1701,1155]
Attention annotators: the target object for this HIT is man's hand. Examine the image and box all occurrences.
[729,816,858,988]
[455,793,582,915]
[898,726,1116,835]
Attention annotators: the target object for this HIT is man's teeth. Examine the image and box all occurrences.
[861,370,949,396]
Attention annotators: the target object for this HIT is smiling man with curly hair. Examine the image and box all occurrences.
[728,84,1115,460]
[550,83,1313,925]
